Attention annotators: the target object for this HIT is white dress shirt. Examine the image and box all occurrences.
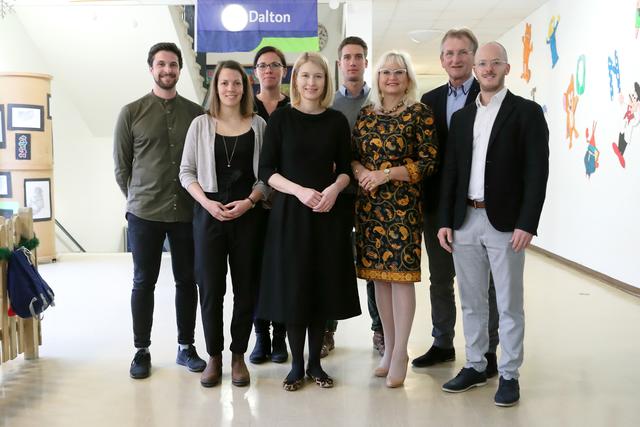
[467,87,508,201]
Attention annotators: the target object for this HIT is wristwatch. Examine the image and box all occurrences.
[383,168,391,183]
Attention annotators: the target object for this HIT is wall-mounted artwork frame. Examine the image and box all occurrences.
[0,171,12,198]
[8,103,45,132]
[0,104,6,149]
[0,201,19,219]
[15,133,31,160]
[24,178,52,222]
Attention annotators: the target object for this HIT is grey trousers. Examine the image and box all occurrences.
[451,207,525,380]
[424,209,499,351]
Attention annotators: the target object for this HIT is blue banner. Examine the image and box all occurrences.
[197,0,318,52]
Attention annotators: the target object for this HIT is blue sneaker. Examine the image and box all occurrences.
[442,367,487,392]
[495,377,520,407]
[130,349,151,379]
[176,345,206,372]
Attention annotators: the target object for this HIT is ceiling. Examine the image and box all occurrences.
[8,0,550,77]
[370,0,549,76]
[6,0,551,95]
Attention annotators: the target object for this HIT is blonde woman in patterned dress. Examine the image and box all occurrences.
[351,51,438,388]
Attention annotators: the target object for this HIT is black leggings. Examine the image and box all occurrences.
[285,320,325,380]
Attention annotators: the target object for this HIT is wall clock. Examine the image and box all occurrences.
[318,24,329,51]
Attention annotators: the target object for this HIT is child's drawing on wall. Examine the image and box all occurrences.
[546,16,560,68]
[612,82,640,168]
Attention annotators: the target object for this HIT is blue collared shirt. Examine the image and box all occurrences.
[446,75,475,128]
[340,83,370,99]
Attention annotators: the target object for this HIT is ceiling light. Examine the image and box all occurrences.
[0,0,15,19]
[408,29,442,44]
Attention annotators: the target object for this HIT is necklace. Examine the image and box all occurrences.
[379,99,405,115]
[221,135,238,168]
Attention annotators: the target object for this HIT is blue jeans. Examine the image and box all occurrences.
[127,213,198,349]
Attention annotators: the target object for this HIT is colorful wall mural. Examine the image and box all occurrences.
[500,0,640,287]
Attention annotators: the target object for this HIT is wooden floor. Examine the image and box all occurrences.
[1,251,639,427]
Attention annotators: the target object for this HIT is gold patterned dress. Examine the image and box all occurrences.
[352,102,438,282]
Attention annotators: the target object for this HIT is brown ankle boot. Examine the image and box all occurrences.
[200,354,222,387]
[231,353,250,387]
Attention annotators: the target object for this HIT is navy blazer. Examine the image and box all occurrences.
[438,90,549,235]
[420,79,480,213]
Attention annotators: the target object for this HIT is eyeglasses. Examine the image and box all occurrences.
[255,62,283,70]
[475,59,507,69]
[443,49,472,59]
[379,68,407,77]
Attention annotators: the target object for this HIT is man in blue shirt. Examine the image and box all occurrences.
[412,29,499,377]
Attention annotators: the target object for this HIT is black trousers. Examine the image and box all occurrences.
[194,203,265,356]
[127,213,197,349]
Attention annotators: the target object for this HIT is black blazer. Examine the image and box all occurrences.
[439,90,549,235]
[421,79,480,212]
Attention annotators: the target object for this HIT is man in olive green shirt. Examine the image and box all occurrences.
[114,42,205,379]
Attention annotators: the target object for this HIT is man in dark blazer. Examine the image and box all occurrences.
[413,28,499,377]
[438,42,549,407]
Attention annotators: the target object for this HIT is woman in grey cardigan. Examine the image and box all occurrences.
[180,60,268,388]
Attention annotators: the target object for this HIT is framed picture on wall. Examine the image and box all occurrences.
[8,104,45,132]
[15,133,31,160]
[0,200,19,219]
[24,178,52,222]
[0,105,6,148]
[0,171,11,198]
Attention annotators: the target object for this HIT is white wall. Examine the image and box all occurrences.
[497,0,640,287]
[2,5,203,253]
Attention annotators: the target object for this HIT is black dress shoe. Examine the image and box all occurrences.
[494,376,520,406]
[442,367,487,393]
[411,345,455,367]
[485,352,498,378]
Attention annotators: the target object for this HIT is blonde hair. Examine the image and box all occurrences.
[206,60,254,118]
[370,50,418,110]
[289,52,334,109]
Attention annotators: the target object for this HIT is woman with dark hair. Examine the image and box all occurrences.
[253,46,290,121]
[258,52,360,391]
[249,46,290,364]
[180,60,268,388]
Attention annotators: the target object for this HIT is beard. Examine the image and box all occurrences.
[154,73,178,90]
[479,74,505,92]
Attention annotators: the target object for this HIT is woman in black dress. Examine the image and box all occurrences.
[249,46,290,364]
[180,60,268,388]
[258,52,361,391]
